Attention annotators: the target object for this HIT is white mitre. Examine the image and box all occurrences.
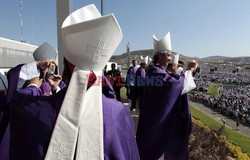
[153,32,171,53]
[141,56,149,64]
[153,32,179,65]
[61,4,122,71]
[45,4,122,160]
[33,42,57,61]
[171,52,179,65]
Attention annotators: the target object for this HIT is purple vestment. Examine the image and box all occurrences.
[135,67,146,96]
[0,65,139,160]
[0,91,6,134]
[0,64,67,143]
[19,85,43,96]
[0,64,23,139]
[135,67,146,109]
[136,65,191,160]
[40,81,67,96]
[0,64,23,160]
[125,66,138,99]
[0,91,6,120]
[40,82,51,95]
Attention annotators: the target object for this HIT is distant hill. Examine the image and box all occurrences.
[201,56,230,61]
[223,57,250,64]
[110,50,250,68]
[110,49,199,68]
[202,56,250,64]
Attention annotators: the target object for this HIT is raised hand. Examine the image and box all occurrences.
[47,74,62,90]
[187,60,198,71]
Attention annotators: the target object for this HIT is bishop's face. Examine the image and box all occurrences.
[158,51,172,66]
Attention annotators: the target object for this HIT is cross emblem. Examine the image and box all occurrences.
[86,40,109,63]
[82,140,99,157]
[53,144,72,160]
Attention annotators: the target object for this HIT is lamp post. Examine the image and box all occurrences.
[101,0,103,15]
[127,42,130,68]
[19,1,24,42]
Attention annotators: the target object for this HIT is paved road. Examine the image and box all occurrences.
[190,101,250,137]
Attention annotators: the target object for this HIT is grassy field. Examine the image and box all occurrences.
[120,87,126,99]
[191,105,250,155]
[191,82,240,96]
[207,83,220,96]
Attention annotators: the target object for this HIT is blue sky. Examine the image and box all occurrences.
[1,0,250,58]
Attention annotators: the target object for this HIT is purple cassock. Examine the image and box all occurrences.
[28,81,67,96]
[136,65,191,160]
[125,66,138,99]
[135,67,146,109]
[18,81,67,97]
[0,64,23,160]
[0,91,6,130]
[40,81,67,96]
[0,91,6,113]
[19,85,43,96]
[0,64,23,136]
[0,64,67,142]
[0,66,139,160]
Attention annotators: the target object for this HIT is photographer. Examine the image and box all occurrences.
[21,60,65,96]
[17,42,66,96]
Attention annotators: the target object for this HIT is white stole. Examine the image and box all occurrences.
[76,70,103,160]
[181,70,196,95]
[45,67,104,160]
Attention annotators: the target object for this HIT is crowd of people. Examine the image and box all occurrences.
[0,4,199,160]
[195,63,250,85]
[196,72,250,85]
[191,73,250,126]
